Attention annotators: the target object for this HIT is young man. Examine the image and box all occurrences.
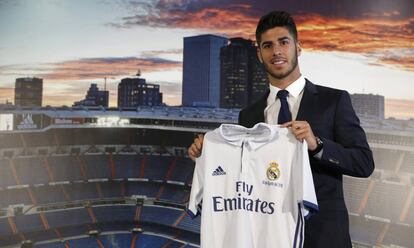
[188,11,374,248]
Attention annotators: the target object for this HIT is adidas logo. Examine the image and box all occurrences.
[212,166,226,176]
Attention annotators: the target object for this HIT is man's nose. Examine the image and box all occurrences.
[272,45,282,56]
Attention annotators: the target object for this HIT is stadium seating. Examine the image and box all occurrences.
[13,157,49,185]
[363,181,409,221]
[0,153,195,189]
[33,233,197,248]
[0,187,32,207]
[14,212,44,233]
[143,155,173,180]
[100,233,132,247]
[47,155,83,182]
[343,176,371,214]
[46,208,91,229]
[0,217,14,236]
[83,154,111,179]
[158,184,189,203]
[371,148,401,171]
[403,198,414,225]
[66,236,100,247]
[177,213,201,233]
[400,151,414,174]
[169,157,195,184]
[34,242,67,248]
[140,205,183,227]
[93,205,136,223]
[383,223,414,248]
[32,185,68,205]
[0,159,16,187]
[113,154,143,179]
[349,215,384,245]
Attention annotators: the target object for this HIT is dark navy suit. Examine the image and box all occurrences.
[238,79,375,248]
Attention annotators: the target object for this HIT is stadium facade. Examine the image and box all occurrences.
[0,105,413,247]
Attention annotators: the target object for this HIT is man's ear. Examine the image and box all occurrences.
[297,41,302,56]
[257,47,263,63]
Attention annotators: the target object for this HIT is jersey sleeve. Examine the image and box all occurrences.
[295,141,319,219]
[187,135,208,218]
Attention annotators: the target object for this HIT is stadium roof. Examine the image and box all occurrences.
[1,105,413,134]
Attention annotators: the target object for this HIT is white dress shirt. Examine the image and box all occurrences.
[264,75,306,124]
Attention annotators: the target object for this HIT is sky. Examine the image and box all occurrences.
[0,0,413,119]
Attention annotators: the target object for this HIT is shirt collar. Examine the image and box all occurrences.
[219,123,278,150]
[268,75,306,102]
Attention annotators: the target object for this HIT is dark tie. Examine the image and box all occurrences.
[277,90,292,124]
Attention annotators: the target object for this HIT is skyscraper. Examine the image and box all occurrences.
[220,38,268,108]
[182,34,228,107]
[14,77,43,107]
[118,77,163,108]
[73,83,109,107]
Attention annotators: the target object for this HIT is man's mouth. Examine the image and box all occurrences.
[271,59,287,65]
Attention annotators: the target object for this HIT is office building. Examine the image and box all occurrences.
[118,77,163,108]
[351,93,385,119]
[182,34,228,107]
[220,38,268,108]
[73,83,109,107]
[14,77,43,107]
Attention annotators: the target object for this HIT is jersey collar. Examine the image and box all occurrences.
[219,123,278,150]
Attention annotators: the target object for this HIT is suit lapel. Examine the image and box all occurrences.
[296,79,318,121]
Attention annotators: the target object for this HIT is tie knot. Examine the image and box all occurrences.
[277,90,289,100]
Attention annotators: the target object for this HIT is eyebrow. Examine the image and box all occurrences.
[260,36,291,47]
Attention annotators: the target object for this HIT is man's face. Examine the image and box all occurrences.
[257,27,301,83]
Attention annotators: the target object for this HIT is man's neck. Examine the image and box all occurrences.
[269,73,301,89]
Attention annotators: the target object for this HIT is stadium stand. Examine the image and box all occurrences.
[371,148,401,171]
[47,155,83,182]
[343,176,371,214]
[14,157,49,185]
[363,181,409,221]
[113,154,143,179]
[0,159,16,187]
[1,107,413,247]
[383,223,414,247]
[0,187,32,207]
[401,151,414,174]
[349,215,384,245]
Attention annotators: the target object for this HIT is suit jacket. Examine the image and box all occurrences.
[238,79,375,248]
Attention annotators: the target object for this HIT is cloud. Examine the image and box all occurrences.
[114,4,257,38]
[140,49,183,57]
[0,55,183,106]
[108,1,414,71]
[44,57,181,80]
[0,56,181,81]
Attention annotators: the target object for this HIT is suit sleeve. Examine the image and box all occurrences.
[318,90,375,177]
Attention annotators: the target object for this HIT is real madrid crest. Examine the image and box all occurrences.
[266,161,280,181]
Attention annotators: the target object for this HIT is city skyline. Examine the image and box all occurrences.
[0,0,413,119]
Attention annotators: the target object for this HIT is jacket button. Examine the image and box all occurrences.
[328,158,339,164]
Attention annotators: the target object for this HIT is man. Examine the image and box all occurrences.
[188,10,374,248]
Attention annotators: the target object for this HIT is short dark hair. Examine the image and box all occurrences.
[255,11,298,44]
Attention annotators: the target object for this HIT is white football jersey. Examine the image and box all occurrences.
[188,123,318,248]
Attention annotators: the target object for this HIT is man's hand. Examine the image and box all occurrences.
[281,121,318,151]
[188,134,204,161]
